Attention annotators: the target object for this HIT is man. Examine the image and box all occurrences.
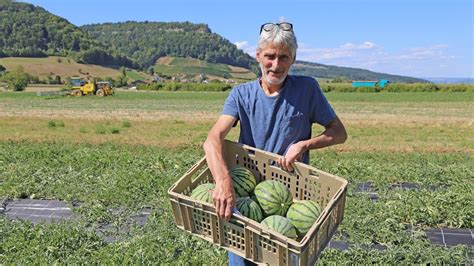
[203,21,347,265]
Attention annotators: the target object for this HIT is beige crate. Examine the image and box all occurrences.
[168,140,348,265]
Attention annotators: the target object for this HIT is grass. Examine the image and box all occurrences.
[154,56,256,80]
[0,90,472,264]
[0,56,123,80]
[0,142,471,264]
[0,91,472,152]
[125,70,147,81]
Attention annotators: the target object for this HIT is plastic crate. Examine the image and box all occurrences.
[168,140,348,265]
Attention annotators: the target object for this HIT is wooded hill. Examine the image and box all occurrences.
[1,0,426,83]
[0,0,136,68]
[291,61,426,83]
[81,22,258,72]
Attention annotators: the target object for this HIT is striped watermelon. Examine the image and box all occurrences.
[229,166,257,197]
[250,192,258,202]
[254,180,293,216]
[286,200,322,235]
[190,183,215,204]
[261,215,297,239]
[235,197,263,222]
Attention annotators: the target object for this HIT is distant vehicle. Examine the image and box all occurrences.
[69,77,114,96]
[352,79,390,89]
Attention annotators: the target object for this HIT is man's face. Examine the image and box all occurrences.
[256,44,294,86]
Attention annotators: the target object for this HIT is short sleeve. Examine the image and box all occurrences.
[310,80,336,126]
[222,87,239,119]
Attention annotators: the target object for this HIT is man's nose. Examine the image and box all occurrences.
[272,58,281,68]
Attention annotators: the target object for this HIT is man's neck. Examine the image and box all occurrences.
[260,79,284,96]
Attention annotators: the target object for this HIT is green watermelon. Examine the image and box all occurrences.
[235,197,263,222]
[250,192,258,202]
[229,166,257,197]
[286,200,322,235]
[261,215,297,239]
[254,180,293,216]
[190,183,215,204]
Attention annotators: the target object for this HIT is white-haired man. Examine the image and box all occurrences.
[203,21,347,265]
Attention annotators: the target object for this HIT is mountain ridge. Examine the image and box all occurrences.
[1,0,427,82]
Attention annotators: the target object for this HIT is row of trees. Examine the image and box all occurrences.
[319,82,474,92]
[0,64,130,91]
[0,65,29,91]
[137,81,232,92]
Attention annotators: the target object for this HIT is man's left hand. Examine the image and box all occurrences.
[277,142,305,171]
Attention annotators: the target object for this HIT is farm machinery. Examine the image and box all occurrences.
[69,77,114,97]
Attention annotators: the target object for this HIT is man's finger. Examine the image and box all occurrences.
[219,199,226,219]
[214,200,220,215]
[283,157,290,171]
[224,201,233,221]
[278,157,286,170]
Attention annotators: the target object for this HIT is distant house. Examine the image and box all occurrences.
[352,79,390,88]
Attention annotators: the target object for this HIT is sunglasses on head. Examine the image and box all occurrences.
[259,22,293,34]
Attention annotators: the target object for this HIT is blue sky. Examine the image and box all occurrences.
[22,0,473,78]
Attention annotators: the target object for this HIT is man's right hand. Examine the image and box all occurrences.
[212,178,235,221]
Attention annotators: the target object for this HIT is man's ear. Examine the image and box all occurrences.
[256,49,261,63]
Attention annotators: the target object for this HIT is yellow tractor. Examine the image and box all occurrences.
[69,77,114,97]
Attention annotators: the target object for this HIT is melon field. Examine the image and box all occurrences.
[0,90,473,264]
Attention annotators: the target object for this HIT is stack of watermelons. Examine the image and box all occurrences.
[189,165,323,240]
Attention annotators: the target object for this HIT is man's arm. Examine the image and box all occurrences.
[203,115,238,221]
[278,116,347,171]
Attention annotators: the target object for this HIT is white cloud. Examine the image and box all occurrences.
[235,40,257,57]
[235,41,248,50]
[237,39,469,77]
[359,41,375,49]
[295,41,467,78]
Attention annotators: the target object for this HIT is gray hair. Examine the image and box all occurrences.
[258,24,298,61]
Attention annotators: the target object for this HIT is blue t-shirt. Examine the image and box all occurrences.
[222,75,336,164]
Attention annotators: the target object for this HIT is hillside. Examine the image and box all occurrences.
[80,21,257,71]
[1,0,428,83]
[154,56,256,81]
[0,0,135,67]
[0,56,151,81]
[291,60,426,83]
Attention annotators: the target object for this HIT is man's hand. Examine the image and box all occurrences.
[212,178,235,221]
[278,142,305,171]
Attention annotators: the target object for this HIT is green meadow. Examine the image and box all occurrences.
[0,91,472,264]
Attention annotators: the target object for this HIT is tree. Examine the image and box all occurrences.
[4,66,29,91]
[114,66,128,87]
[148,67,155,76]
[331,76,351,83]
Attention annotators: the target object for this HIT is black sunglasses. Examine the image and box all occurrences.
[259,22,293,34]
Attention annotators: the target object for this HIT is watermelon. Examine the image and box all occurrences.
[254,180,293,216]
[286,200,322,235]
[190,183,215,204]
[229,166,257,197]
[250,192,258,202]
[261,215,297,239]
[235,197,263,222]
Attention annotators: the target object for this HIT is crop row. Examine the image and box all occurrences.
[0,141,471,264]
